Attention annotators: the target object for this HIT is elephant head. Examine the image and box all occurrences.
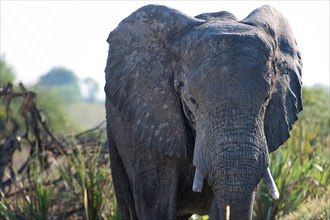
[105,5,302,219]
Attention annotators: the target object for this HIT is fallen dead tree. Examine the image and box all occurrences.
[0,82,113,219]
[1,83,65,190]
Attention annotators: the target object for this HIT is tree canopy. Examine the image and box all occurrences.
[37,67,78,87]
[36,67,82,103]
[0,56,16,86]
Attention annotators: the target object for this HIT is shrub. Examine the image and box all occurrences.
[253,86,330,219]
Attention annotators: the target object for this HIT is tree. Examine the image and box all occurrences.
[38,67,78,87]
[82,77,99,103]
[36,67,82,103]
[0,56,16,86]
[301,85,330,145]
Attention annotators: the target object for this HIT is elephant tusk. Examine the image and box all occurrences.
[262,168,280,200]
[192,168,204,193]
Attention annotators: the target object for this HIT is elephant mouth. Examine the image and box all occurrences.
[192,167,279,200]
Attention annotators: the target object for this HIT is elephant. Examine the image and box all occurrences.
[104,4,302,220]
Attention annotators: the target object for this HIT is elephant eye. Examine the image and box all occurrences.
[182,101,196,128]
[190,97,197,105]
[189,97,199,110]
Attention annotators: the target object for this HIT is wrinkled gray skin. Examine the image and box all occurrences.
[104,5,302,220]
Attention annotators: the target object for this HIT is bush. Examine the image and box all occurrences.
[253,86,330,219]
[31,86,77,134]
[281,196,329,220]
[0,144,118,220]
[0,83,119,219]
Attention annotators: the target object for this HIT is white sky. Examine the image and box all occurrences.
[1,1,329,99]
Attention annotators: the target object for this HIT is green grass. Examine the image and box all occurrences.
[253,86,330,219]
[58,145,114,219]
[0,159,52,220]
[282,195,329,220]
[0,82,115,219]
[0,144,119,220]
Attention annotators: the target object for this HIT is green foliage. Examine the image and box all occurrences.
[0,145,119,220]
[301,85,330,146]
[0,56,16,87]
[0,59,77,135]
[253,86,330,219]
[190,214,209,220]
[281,196,329,220]
[0,86,21,136]
[1,61,115,219]
[25,159,52,220]
[254,140,330,219]
[0,83,75,137]
[0,158,51,220]
[58,145,115,219]
[32,87,77,134]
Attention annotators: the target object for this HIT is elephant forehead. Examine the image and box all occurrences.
[196,20,252,33]
[178,25,274,80]
[181,22,274,57]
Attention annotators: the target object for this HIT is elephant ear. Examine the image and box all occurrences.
[242,5,303,153]
[105,5,201,159]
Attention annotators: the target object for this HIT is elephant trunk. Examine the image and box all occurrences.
[210,149,261,219]
[193,118,271,219]
[213,188,255,220]
[210,167,279,219]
